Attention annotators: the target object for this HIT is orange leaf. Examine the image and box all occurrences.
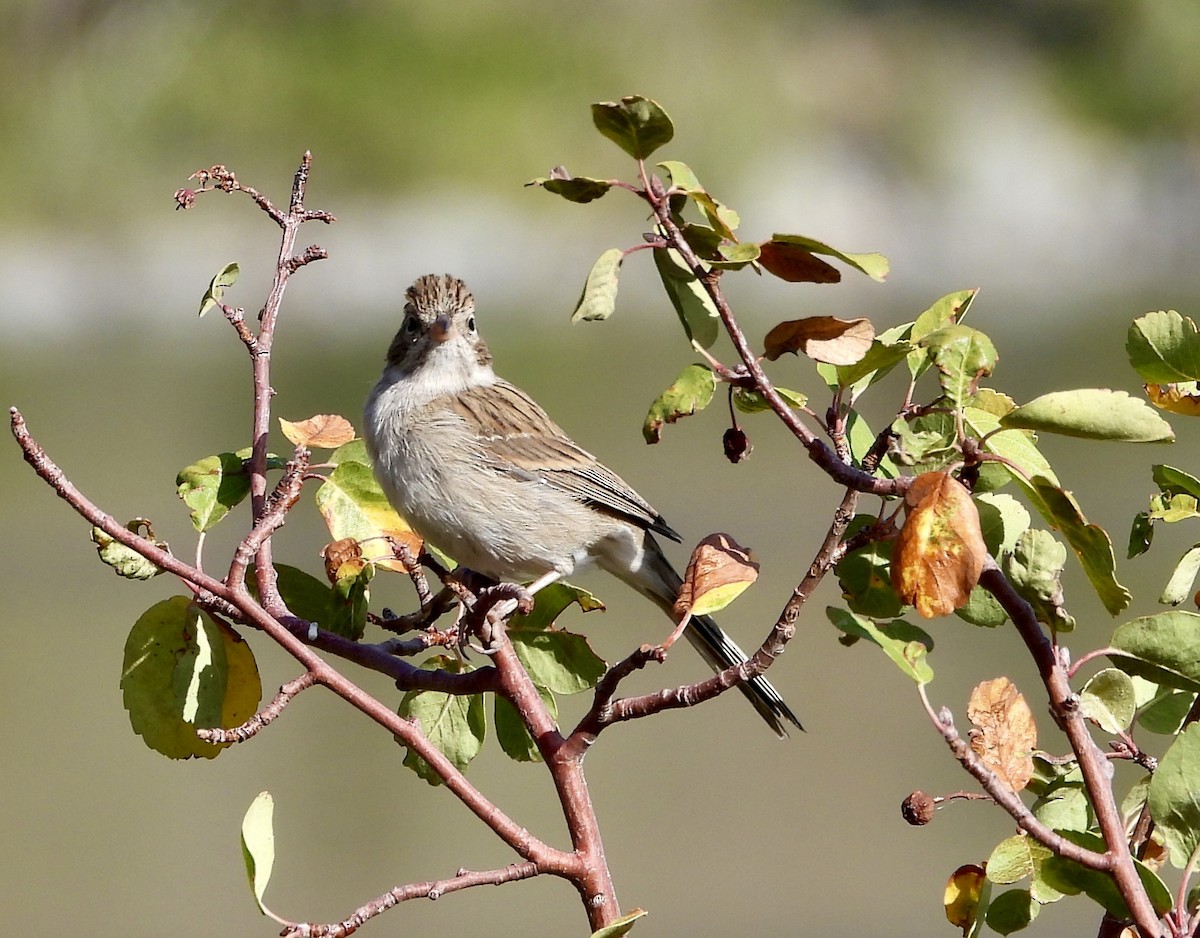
[944,864,986,935]
[1145,382,1200,416]
[891,471,986,618]
[673,533,759,619]
[279,414,356,449]
[763,316,875,365]
[758,240,841,283]
[967,677,1037,792]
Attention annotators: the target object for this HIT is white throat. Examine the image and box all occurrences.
[383,335,496,412]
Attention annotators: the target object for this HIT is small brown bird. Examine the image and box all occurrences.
[363,274,801,735]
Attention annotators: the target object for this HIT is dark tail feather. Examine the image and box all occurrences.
[684,612,804,737]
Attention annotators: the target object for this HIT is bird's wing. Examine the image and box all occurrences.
[449,381,681,541]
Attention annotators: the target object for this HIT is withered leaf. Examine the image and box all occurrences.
[891,471,987,618]
[279,414,356,449]
[763,316,875,366]
[673,533,759,619]
[1145,382,1200,416]
[322,537,363,583]
[758,239,841,283]
[967,676,1037,792]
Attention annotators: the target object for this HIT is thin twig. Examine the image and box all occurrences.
[282,863,540,938]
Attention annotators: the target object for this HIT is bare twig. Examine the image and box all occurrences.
[282,863,540,938]
[198,673,318,744]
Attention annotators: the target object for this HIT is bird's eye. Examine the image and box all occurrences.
[404,315,419,335]
[466,316,476,333]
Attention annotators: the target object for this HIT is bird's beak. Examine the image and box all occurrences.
[429,313,456,344]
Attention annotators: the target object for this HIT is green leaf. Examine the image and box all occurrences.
[1128,511,1154,558]
[1027,477,1131,616]
[1139,688,1194,734]
[657,159,703,192]
[819,336,915,392]
[827,607,934,684]
[120,596,262,760]
[922,325,999,406]
[908,289,980,379]
[198,261,239,317]
[976,492,1032,557]
[987,834,1050,885]
[398,656,486,785]
[711,241,760,269]
[257,564,335,628]
[1001,389,1174,443]
[1161,545,1200,605]
[1003,529,1075,632]
[1080,668,1137,733]
[956,584,1009,628]
[652,247,720,348]
[836,527,902,619]
[177,452,250,532]
[1148,723,1200,868]
[1111,611,1200,692]
[90,522,166,580]
[314,460,414,569]
[643,363,716,443]
[240,791,279,920]
[511,581,606,631]
[328,558,373,640]
[591,96,674,160]
[1154,464,1200,499]
[329,438,370,467]
[494,682,557,763]
[763,233,889,282]
[509,625,607,695]
[529,174,613,203]
[1039,831,1173,919]
[985,889,1039,935]
[573,248,624,323]
[964,405,1053,492]
[731,386,808,414]
[1032,785,1091,833]
[1127,310,1200,384]
[590,908,649,938]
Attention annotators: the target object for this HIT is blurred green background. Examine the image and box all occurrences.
[5,2,1200,935]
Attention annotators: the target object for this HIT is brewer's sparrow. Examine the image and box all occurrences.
[363,274,800,735]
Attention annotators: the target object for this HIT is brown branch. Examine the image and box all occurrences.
[980,562,1163,937]
[9,408,569,875]
[918,684,1110,868]
[641,179,903,500]
[282,863,540,938]
[198,673,318,744]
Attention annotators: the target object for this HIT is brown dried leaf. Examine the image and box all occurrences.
[673,533,759,619]
[279,414,356,449]
[758,239,841,284]
[322,537,363,583]
[891,471,987,618]
[967,676,1037,792]
[763,316,875,365]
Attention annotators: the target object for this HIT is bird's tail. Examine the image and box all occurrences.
[602,536,803,737]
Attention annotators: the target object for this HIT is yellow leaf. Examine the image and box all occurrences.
[944,864,986,935]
